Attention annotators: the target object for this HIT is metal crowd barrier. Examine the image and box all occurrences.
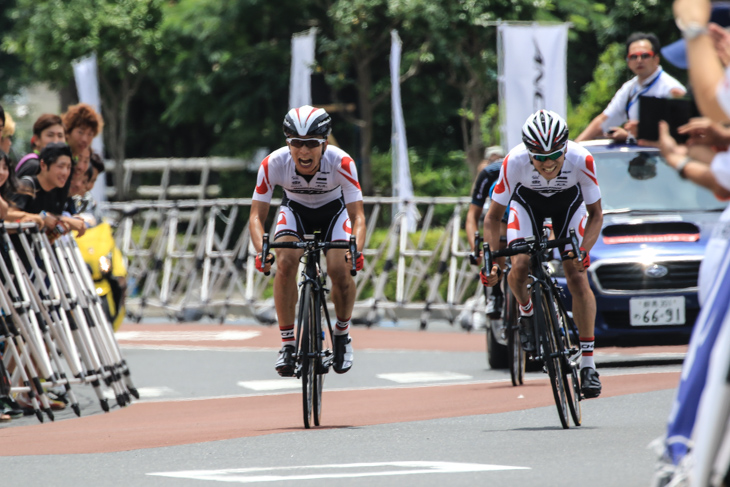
[0,222,139,423]
[103,197,487,329]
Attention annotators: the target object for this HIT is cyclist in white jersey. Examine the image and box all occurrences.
[250,105,366,377]
[482,110,604,398]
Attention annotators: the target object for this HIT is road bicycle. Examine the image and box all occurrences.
[263,232,357,429]
[482,228,583,428]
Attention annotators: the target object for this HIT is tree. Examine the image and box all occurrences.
[158,0,327,159]
[319,0,430,195]
[5,0,165,200]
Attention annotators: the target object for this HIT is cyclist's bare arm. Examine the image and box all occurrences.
[581,199,603,252]
[465,203,482,254]
[250,199,270,256]
[483,200,507,286]
[345,200,366,253]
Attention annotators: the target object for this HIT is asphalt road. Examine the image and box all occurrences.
[0,319,684,487]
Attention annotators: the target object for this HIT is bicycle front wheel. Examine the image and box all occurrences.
[554,296,581,426]
[300,282,316,429]
[535,283,570,429]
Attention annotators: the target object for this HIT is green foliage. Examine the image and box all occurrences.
[568,43,625,134]
[6,0,164,86]
[159,0,326,157]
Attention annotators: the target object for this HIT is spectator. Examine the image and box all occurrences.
[62,104,102,208]
[575,32,686,143]
[0,151,43,227]
[1,112,15,161]
[11,142,83,237]
[62,103,102,160]
[16,114,65,176]
[644,1,730,485]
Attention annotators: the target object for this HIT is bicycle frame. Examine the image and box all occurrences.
[263,232,357,428]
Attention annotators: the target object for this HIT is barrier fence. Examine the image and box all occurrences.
[104,197,488,329]
[0,222,138,423]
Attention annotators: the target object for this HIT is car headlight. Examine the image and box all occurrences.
[546,259,566,277]
[99,254,112,274]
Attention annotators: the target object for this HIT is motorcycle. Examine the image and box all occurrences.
[75,221,127,331]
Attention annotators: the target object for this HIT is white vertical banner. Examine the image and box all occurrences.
[73,52,106,202]
[390,30,417,232]
[498,23,568,152]
[289,28,317,109]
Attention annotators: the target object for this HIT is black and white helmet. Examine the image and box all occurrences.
[282,105,332,138]
[521,109,569,153]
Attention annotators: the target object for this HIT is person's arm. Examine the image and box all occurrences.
[465,204,482,255]
[575,113,609,142]
[674,0,727,122]
[60,215,86,237]
[581,200,603,253]
[6,208,44,228]
[249,200,270,257]
[345,200,366,254]
[0,196,8,220]
[481,201,507,287]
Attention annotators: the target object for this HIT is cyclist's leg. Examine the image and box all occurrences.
[272,205,304,375]
[505,201,539,351]
[555,205,601,397]
[326,208,355,373]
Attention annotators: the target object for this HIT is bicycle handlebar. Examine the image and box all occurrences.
[261,233,358,276]
[482,228,582,279]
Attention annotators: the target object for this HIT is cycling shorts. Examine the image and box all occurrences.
[506,185,587,254]
[274,196,352,244]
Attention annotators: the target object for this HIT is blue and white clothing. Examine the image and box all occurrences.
[602,67,686,131]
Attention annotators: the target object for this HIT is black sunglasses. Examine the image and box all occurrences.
[287,137,326,149]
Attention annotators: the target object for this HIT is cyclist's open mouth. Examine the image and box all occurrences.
[543,165,558,174]
[298,158,315,169]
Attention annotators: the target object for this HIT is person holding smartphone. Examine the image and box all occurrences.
[575,32,686,143]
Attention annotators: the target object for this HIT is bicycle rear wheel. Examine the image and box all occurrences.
[554,296,581,426]
[300,283,316,429]
[535,283,570,429]
[504,277,524,386]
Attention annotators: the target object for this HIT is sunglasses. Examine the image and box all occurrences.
[529,149,564,162]
[287,137,326,149]
[626,51,655,62]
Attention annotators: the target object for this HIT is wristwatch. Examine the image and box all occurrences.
[676,156,692,179]
[677,20,709,40]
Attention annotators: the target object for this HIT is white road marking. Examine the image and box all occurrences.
[102,386,175,400]
[148,461,529,482]
[237,379,300,391]
[377,371,473,383]
[115,330,261,342]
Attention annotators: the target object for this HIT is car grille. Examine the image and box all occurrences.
[593,260,700,292]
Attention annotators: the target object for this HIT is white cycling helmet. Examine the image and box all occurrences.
[282,105,332,138]
[521,109,569,153]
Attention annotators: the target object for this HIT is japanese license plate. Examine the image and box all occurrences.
[629,296,686,326]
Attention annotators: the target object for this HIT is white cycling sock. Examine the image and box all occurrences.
[335,317,350,336]
[518,299,534,317]
[580,337,595,369]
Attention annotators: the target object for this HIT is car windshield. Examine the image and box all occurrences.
[593,149,726,213]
